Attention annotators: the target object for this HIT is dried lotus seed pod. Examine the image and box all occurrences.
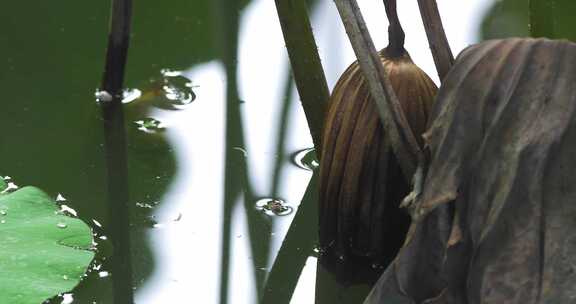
[318,48,438,283]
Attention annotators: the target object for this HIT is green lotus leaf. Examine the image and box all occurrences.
[0,185,95,304]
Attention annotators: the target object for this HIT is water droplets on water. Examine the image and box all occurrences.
[94,89,113,103]
[371,263,384,270]
[98,271,110,278]
[122,88,142,104]
[61,293,74,304]
[62,275,69,280]
[291,148,319,171]
[59,204,78,217]
[0,220,5,224]
[160,68,182,77]
[147,69,196,110]
[57,222,68,229]
[0,210,6,216]
[135,201,159,209]
[134,118,165,133]
[163,82,195,109]
[255,198,293,216]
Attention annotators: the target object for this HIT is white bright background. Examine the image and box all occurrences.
[134,1,494,303]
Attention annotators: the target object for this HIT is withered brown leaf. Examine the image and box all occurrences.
[366,38,576,304]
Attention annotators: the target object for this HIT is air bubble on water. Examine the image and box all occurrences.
[98,271,110,278]
[371,263,384,270]
[61,293,74,304]
[152,70,197,109]
[255,198,293,216]
[312,246,322,255]
[134,118,165,134]
[136,202,155,209]
[162,82,195,109]
[57,222,68,229]
[56,193,67,202]
[60,205,78,217]
[160,68,182,77]
[122,88,142,104]
[95,89,113,102]
[291,148,319,171]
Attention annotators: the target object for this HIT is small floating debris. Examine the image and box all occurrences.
[255,198,293,216]
[134,118,165,134]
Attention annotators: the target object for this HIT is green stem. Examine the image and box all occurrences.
[274,0,329,154]
[99,0,134,302]
[260,172,319,304]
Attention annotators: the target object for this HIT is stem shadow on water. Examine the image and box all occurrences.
[216,1,273,303]
[100,0,134,303]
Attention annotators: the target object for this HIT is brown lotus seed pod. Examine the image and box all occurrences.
[318,49,438,280]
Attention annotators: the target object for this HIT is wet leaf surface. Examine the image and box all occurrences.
[0,185,94,304]
[366,38,576,304]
